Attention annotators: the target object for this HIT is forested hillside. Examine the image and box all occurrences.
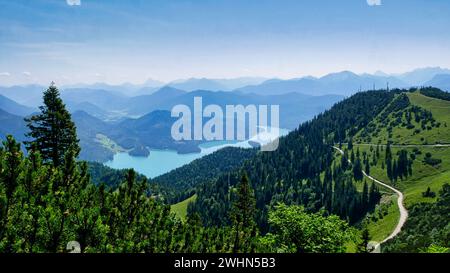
[153,147,257,203]
[1,85,449,253]
[183,90,395,230]
[164,87,450,252]
[0,85,360,253]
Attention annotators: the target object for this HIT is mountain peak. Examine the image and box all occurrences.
[320,71,359,81]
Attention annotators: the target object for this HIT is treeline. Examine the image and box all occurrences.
[188,90,394,230]
[420,87,450,101]
[88,162,148,189]
[385,144,413,182]
[152,147,257,203]
[0,136,355,253]
[0,84,359,253]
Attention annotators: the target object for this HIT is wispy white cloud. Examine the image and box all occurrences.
[0,72,11,77]
[66,0,81,6]
[23,71,32,77]
[367,0,382,6]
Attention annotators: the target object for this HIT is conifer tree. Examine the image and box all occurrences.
[25,83,80,167]
[1,135,23,200]
[365,160,370,176]
[353,158,363,181]
[230,173,257,253]
[386,157,393,180]
[362,181,369,211]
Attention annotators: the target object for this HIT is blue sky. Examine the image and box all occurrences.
[1,0,450,85]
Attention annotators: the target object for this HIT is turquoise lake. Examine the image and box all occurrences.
[105,128,289,178]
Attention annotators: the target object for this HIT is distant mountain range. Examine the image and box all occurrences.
[0,106,201,162]
[0,85,45,107]
[0,109,27,142]
[0,95,36,116]
[425,74,450,91]
[396,67,450,86]
[234,67,450,96]
[62,78,165,96]
[72,110,201,162]
[2,67,449,99]
[0,84,342,128]
[235,71,404,96]
[167,77,268,92]
[0,87,341,161]
[1,67,450,162]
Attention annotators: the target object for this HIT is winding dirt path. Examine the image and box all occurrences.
[332,146,408,251]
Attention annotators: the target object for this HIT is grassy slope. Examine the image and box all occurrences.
[366,195,400,242]
[357,145,450,206]
[170,91,449,248]
[334,147,398,244]
[332,148,397,250]
[355,91,450,145]
[353,91,450,243]
[95,133,128,153]
[170,194,197,220]
[408,92,450,143]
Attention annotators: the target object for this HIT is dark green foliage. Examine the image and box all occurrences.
[229,173,258,253]
[188,91,390,230]
[25,84,80,167]
[153,147,257,203]
[385,147,412,181]
[2,87,406,253]
[383,184,450,253]
[352,158,363,181]
[379,94,410,124]
[0,135,249,253]
[423,152,442,166]
[365,160,370,175]
[422,187,436,198]
[396,150,410,179]
[87,162,149,189]
[420,87,450,101]
[358,90,441,143]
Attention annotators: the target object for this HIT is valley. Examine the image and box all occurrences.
[157,87,450,253]
[0,78,449,254]
[1,0,449,260]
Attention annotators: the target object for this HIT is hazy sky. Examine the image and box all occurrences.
[1,0,450,85]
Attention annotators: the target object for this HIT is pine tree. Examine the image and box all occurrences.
[1,135,23,200]
[341,150,349,170]
[393,160,398,182]
[0,135,24,242]
[386,157,393,180]
[368,182,381,210]
[385,143,392,161]
[25,83,80,167]
[353,158,363,181]
[348,138,353,150]
[230,172,257,253]
[362,181,369,212]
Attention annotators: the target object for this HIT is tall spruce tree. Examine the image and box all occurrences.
[25,83,80,167]
[353,158,363,181]
[230,172,257,253]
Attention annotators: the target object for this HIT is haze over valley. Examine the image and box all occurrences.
[0,0,449,256]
